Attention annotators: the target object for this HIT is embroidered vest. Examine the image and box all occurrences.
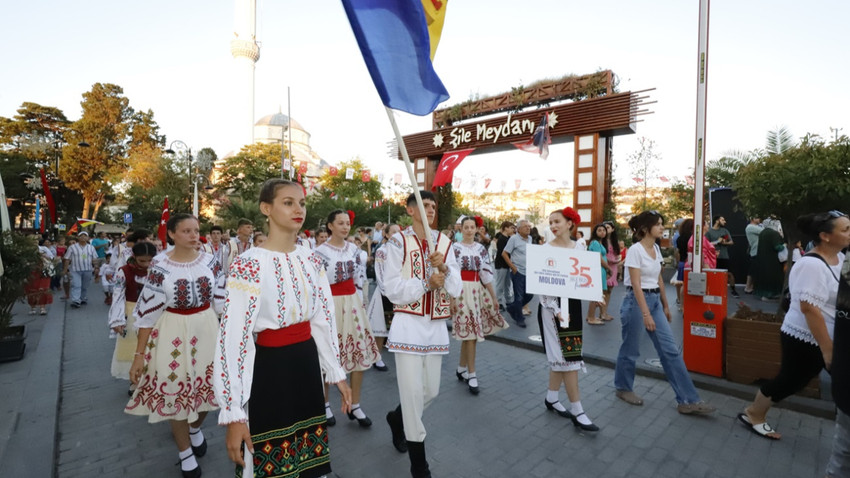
[393,232,453,320]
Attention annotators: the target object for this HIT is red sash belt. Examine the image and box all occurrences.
[330,278,356,296]
[165,303,210,315]
[460,270,480,282]
[257,322,312,347]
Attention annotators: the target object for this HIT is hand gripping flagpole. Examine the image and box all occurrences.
[385,107,437,252]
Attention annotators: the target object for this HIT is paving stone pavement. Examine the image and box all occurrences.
[50,285,836,478]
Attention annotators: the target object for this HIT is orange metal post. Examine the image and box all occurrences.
[682,269,727,377]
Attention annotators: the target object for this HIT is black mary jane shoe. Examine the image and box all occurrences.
[456,371,468,382]
[373,362,389,372]
[347,407,373,427]
[176,455,202,478]
[544,399,571,418]
[468,383,480,395]
[569,412,600,432]
[325,404,336,426]
[190,434,207,458]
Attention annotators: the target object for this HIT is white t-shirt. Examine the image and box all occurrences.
[623,242,663,289]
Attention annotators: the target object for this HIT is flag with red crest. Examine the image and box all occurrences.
[157,197,170,249]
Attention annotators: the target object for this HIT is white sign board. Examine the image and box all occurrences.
[525,244,603,302]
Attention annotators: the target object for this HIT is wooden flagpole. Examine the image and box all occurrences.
[385,107,436,251]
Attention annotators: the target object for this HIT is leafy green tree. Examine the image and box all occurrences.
[0,102,69,166]
[60,83,134,219]
[217,143,288,200]
[125,109,166,189]
[735,134,850,243]
[316,158,382,203]
[122,154,206,230]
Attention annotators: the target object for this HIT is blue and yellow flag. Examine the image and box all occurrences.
[341,0,450,116]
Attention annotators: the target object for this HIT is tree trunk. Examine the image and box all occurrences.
[81,196,91,219]
[92,195,104,221]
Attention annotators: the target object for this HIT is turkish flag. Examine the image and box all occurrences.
[299,162,308,174]
[484,178,491,189]
[362,170,371,182]
[329,166,339,176]
[431,148,475,191]
[157,197,170,249]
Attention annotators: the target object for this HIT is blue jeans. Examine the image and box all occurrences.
[507,271,533,324]
[70,270,92,304]
[614,289,702,404]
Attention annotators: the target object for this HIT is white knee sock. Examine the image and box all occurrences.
[570,401,592,425]
[325,402,334,419]
[467,373,478,388]
[546,390,566,411]
[351,403,367,419]
[189,426,204,447]
[178,447,198,471]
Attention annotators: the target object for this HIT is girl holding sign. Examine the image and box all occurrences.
[540,207,599,432]
[614,210,716,415]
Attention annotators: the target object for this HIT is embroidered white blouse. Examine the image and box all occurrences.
[107,266,147,337]
[782,252,844,345]
[539,242,587,317]
[383,228,462,355]
[133,252,226,329]
[451,241,495,285]
[314,241,366,291]
[213,246,346,425]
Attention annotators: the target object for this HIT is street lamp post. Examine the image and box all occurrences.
[166,140,213,218]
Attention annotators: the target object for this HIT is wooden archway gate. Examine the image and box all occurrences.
[399,71,653,230]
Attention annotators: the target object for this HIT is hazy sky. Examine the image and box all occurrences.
[2,0,848,194]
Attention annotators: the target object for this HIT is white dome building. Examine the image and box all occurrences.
[254,111,328,176]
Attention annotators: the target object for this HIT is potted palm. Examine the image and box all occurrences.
[0,230,42,362]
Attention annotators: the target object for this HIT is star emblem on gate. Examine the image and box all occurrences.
[432,133,444,148]
[548,112,558,128]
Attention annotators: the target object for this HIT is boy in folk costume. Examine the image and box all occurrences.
[383,191,462,478]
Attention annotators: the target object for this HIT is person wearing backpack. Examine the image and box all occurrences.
[738,211,850,439]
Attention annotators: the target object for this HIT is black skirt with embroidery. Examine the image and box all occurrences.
[538,297,584,363]
[238,338,332,478]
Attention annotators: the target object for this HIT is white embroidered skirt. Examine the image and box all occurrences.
[124,308,219,423]
[452,281,509,342]
[333,293,380,372]
[111,301,137,380]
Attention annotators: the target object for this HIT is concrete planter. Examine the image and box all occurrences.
[725,317,819,398]
[0,324,27,362]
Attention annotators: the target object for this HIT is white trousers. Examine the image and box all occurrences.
[394,352,442,442]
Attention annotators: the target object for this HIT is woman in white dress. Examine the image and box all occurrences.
[125,214,225,478]
[366,223,401,371]
[315,209,380,427]
[108,241,157,393]
[215,179,351,478]
[539,207,599,431]
[451,216,508,395]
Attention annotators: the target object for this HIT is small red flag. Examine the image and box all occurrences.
[157,197,170,249]
[299,162,308,174]
[431,148,475,191]
[484,178,491,189]
[362,170,371,182]
[329,166,339,176]
[39,169,57,224]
